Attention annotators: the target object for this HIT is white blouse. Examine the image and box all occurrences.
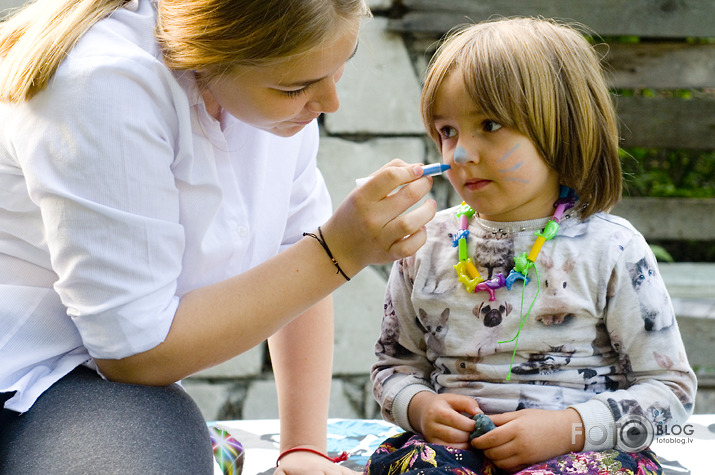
[0,0,332,412]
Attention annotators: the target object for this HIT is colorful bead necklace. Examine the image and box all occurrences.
[452,185,578,379]
[453,185,577,297]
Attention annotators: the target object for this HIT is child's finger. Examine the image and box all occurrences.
[424,421,472,450]
[445,394,481,417]
[487,411,518,426]
[470,422,513,451]
[443,400,482,433]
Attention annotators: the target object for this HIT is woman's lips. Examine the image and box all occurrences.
[465,179,492,191]
[292,115,319,126]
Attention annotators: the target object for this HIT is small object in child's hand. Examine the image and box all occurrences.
[470,413,496,440]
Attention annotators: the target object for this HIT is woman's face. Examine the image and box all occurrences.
[201,24,359,137]
[433,71,560,222]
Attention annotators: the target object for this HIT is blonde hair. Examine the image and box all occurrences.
[157,0,369,78]
[421,17,622,217]
[0,0,370,103]
[0,0,129,103]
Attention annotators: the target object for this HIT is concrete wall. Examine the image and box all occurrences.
[0,0,23,15]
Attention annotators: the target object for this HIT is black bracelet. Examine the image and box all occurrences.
[303,226,350,281]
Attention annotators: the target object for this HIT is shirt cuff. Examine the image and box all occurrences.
[569,400,617,452]
[392,384,436,433]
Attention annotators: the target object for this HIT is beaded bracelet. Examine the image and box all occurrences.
[276,447,349,466]
[303,226,351,281]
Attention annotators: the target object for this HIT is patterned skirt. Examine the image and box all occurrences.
[364,432,662,475]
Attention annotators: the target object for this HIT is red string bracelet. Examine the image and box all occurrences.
[276,447,349,466]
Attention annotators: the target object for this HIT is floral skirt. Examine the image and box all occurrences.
[364,432,662,475]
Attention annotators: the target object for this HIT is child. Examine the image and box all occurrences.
[367,17,696,474]
[0,0,437,472]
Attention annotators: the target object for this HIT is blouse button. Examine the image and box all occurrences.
[235,225,249,237]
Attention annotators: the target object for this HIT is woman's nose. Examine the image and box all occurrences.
[306,79,340,114]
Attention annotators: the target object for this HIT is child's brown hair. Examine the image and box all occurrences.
[421,17,621,218]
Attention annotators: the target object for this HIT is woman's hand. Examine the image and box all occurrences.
[408,391,481,450]
[274,450,359,475]
[471,408,585,472]
[97,160,436,386]
[323,159,437,277]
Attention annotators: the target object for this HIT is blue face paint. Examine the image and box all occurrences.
[501,177,530,184]
[497,143,529,183]
[499,161,524,173]
[496,143,520,163]
[454,146,468,164]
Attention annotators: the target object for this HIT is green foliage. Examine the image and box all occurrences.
[649,244,674,262]
[612,88,699,99]
[620,148,715,198]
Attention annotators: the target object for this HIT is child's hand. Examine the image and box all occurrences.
[408,391,481,450]
[323,160,437,275]
[471,408,585,471]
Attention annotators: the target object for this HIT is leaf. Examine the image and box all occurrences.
[650,244,674,262]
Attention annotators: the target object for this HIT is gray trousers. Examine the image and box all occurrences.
[0,366,214,474]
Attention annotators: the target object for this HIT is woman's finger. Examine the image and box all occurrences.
[358,164,425,198]
[384,200,436,257]
[386,226,428,260]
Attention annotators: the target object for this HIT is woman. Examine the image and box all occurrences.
[0,0,437,473]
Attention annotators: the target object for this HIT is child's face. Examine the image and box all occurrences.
[200,24,359,138]
[433,71,560,222]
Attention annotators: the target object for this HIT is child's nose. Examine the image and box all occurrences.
[454,145,468,164]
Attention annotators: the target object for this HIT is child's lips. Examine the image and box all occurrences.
[465,178,492,191]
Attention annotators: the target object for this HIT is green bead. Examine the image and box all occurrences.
[458,237,468,261]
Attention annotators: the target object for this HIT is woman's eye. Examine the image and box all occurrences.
[438,126,457,139]
[483,120,503,132]
[281,87,309,98]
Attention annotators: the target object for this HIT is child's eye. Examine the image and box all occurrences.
[438,126,457,140]
[483,120,503,132]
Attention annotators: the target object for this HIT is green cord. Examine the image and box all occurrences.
[499,267,540,380]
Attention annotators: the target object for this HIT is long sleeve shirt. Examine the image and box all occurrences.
[0,0,331,412]
[372,206,696,451]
